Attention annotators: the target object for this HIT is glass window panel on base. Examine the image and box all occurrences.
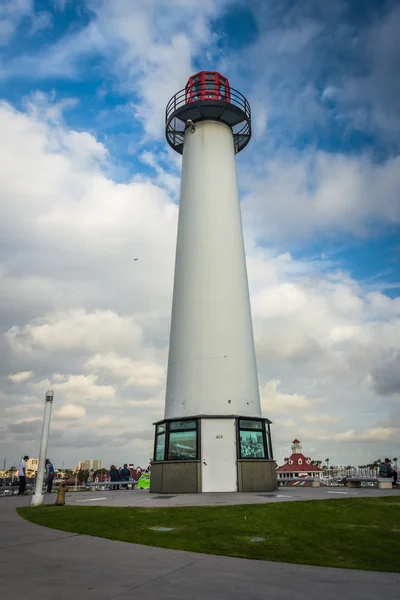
[239,419,263,430]
[155,433,166,460]
[239,430,266,459]
[168,431,197,460]
[170,420,196,431]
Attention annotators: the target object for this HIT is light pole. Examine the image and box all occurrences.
[31,390,54,507]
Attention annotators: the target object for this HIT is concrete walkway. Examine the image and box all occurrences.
[5,484,397,507]
[60,485,400,507]
[1,493,399,599]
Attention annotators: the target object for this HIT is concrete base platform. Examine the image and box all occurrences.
[150,460,202,493]
[150,459,278,494]
[237,459,277,492]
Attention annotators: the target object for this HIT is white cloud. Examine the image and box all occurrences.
[86,353,165,388]
[8,371,33,383]
[6,309,144,355]
[0,0,33,45]
[0,95,178,466]
[275,418,297,428]
[28,11,52,35]
[261,380,325,415]
[320,427,400,443]
[83,0,228,137]
[304,414,342,424]
[94,415,112,428]
[54,403,86,420]
[243,151,400,241]
[338,5,400,139]
[33,374,117,406]
[5,402,42,414]
[52,373,67,383]
[3,0,228,136]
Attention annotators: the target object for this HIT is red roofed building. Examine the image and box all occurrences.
[276,439,323,480]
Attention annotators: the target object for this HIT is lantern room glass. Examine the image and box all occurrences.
[185,72,230,103]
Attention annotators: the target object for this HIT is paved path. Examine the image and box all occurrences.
[5,484,397,507]
[1,493,399,599]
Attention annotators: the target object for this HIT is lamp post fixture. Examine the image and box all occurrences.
[325,458,330,485]
[31,390,54,507]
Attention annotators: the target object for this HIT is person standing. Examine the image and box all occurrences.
[45,459,55,493]
[379,458,398,485]
[120,463,130,489]
[109,465,120,490]
[18,455,29,495]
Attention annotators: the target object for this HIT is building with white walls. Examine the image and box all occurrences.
[78,459,101,471]
[276,440,323,480]
[26,458,39,472]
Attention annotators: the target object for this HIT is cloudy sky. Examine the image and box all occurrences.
[1,0,399,470]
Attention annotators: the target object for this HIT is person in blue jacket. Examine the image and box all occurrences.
[45,459,55,493]
[120,464,130,489]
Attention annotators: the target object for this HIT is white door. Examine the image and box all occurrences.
[201,419,237,492]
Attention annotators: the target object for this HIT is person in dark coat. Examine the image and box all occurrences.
[120,463,130,489]
[109,465,120,490]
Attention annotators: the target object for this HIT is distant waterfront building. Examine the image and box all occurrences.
[26,458,39,472]
[78,459,101,471]
[276,439,323,480]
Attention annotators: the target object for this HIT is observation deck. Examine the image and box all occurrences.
[165,71,251,155]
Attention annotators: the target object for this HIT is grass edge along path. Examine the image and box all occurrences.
[18,497,400,573]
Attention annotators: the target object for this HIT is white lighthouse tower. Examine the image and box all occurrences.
[151,72,276,493]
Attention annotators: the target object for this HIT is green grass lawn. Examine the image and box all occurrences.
[18,497,400,572]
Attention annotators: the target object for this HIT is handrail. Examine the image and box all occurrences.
[165,83,251,124]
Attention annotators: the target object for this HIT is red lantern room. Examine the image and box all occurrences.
[166,70,251,155]
[185,71,231,103]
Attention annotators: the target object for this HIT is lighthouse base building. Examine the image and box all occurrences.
[151,416,276,494]
[150,72,277,494]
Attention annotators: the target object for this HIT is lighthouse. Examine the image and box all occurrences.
[150,72,276,493]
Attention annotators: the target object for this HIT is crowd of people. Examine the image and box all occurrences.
[109,464,131,490]
[16,455,55,495]
[13,454,398,495]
